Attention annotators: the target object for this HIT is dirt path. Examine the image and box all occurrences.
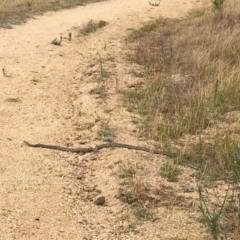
[0,0,209,239]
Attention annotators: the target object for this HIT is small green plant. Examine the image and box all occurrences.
[132,207,158,221]
[89,53,109,98]
[97,120,114,141]
[26,0,33,7]
[118,174,152,206]
[119,190,137,204]
[97,52,109,81]
[124,223,138,233]
[212,0,225,9]
[198,186,228,240]
[160,161,181,182]
[118,166,136,178]
[80,19,107,34]
[99,65,108,79]
[89,86,106,98]
[98,20,108,28]
[149,1,160,7]
[94,115,101,123]
[186,134,240,183]
[51,37,62,45]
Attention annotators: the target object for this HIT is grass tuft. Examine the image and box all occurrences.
[160,161,181,182]
[80,19,108,35]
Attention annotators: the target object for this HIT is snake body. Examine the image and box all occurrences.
[23,141,175,157]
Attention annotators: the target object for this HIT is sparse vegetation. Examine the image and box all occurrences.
[123,0,240,238]
[97,52,109,81]
[51,37,62,45]
[80,19,108,35]
[118,166,136,178]
[89,53,109,98]
[132,207,158,221]
[1,0,221,239]
[116,163,188,233]
[124,223,138,233]
[212,0,225,9]
[160,161,181,182]
[89,85,106,98]
[97,119,114,141]
[197,185,231,240]
[128,20,160,41]
[0,0,104,28]
[117,164,159,231]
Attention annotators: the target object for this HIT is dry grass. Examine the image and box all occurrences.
[126,0,240,181]
[124,0,240,238]
[0,0,103,28]
[80,19,108,34]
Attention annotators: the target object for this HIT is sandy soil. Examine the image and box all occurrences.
[0,0,210,239]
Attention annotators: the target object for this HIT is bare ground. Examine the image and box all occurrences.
[0,0,210,239]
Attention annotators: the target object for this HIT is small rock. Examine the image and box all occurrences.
[94,196,105,205]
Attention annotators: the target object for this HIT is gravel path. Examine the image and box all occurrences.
[0,0,208,239]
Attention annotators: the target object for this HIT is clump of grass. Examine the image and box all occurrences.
[80,19,107,35]
[160,161,181,182]
[198,185,240,239]
[132,207,158,221]
[128,19,161,41]
[212,0,225,9]
[26,0,33,7]
[117,165,152,206]
[186,134,240,183]
[89,85,106,98]
[118,168,158,225]
[118,166,136,178]
[97,53,109,81]
[124,223,138,233]
[97,119,114,141]
[51,37,62,45]
[89,53,109,99]
[198,186,227,240]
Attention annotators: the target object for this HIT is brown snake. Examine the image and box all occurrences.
[23,141,176,157]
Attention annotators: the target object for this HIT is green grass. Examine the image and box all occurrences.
[160,161,181,182]
[118,166,136,178]
[97,120,114,141]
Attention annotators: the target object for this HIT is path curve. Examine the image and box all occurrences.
[0,0,207,239]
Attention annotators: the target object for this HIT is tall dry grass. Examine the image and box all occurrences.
[125,1,240,237]
[130,2,240,139]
